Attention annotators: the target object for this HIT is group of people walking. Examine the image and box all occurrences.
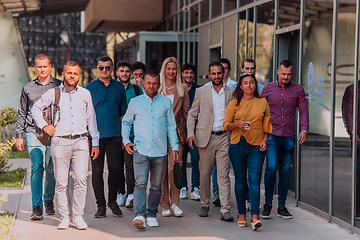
[15,53,309,231]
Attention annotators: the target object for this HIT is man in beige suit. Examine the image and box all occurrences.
[187,61,234,222]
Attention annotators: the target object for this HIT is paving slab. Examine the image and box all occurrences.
[3,158,359,240]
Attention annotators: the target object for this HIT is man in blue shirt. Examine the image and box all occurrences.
[122,70,179,229]
[116,60,143,208]
[86,56,127,218]
[179,63,201,201]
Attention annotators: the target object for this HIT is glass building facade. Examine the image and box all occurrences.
[115,0,360,234]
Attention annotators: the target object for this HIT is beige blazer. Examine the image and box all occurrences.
[172,84,190,121]
[187,83,234,148]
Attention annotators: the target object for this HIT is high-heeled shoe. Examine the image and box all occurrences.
[250,214,262,230]
[237,214,247,227]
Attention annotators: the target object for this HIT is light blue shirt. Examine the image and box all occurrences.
[31,83,100,146]
[122,93,178,157]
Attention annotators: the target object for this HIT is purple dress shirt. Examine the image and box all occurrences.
[260,80,309,137]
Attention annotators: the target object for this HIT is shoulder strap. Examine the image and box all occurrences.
[134,85,141,96]
[52,87,60,125]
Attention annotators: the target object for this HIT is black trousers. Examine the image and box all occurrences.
[91,136,124,207]
[118,136,135,196]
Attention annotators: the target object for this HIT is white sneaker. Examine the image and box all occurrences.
[146,217,159,227]
[179,187,188,199]
[171,204,183,217]
[162,209,171,217]
[133,215,146,229]
[126,194,134,208]
[57,218,70,230]
[117,193,126,207]
[73,215,87,230]
[191,187,200,201]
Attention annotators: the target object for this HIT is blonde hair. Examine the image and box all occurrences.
[159,57,184,97]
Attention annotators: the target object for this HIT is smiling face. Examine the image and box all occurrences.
[35,58,51,81]
[239,76,256,96]
[277,64,293,87]
[209,65,224,86]
[62,65,80,88]
[165,62,177,81]
[116,66,131,83]
[181,69,195,83]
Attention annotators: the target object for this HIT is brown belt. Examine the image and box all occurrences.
[60,133,88,140]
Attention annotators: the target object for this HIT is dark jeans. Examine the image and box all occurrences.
[91,136,124,207]
[229,136,265,215]
[181,143,200,191]
[123,136,135,195]
[264,135,295,207]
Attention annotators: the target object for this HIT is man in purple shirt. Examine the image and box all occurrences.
[260,60,309,219]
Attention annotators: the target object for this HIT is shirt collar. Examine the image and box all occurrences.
[211,82,225,94]
[34,75,55,85]
[144,92,159,102]
[60,82,79,93]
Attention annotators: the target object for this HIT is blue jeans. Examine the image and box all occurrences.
[264,135,295,207]
[181,143,200,191]
[133,151,167,218]
[26,132,55,208]
[229,136,265,215]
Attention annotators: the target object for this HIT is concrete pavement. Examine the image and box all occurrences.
[1,158,359,240]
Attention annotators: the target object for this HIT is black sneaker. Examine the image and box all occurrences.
[94,206,106,218]
[107,202,122,217]
[213,198,220,207]
[277,206,292,219]
[30,205,43,220]
[44,200,55,215]
[261,203,272,219]
[220,211,234,222]
[199,206,209,217]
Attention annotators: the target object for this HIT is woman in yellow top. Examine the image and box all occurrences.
[223,73,272,230]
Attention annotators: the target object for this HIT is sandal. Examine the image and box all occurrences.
[250,214,262,230]
[237,214,247,227]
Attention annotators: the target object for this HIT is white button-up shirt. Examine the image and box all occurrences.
[211,83,226,131]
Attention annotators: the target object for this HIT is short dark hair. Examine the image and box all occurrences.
[131,61,146,73]
[279,60,293,68]
[219,58,231,70]
[116,60,131,71]
[63,61,80,72]
[182,63,196,73]
[145,70,160,80]
[241,58,256,69]
[35,54,50,63]
[208,61,224,73]
[98,56,113,66]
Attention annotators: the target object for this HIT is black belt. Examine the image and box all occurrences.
[60,133,88,140]
[211,130,227,135]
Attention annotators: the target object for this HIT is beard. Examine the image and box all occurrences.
[211,78,223,86]
[64,78,78,87]
[120,77,130,83]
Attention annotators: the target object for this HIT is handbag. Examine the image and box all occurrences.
[175,111,187,145]
[173,161,182,189]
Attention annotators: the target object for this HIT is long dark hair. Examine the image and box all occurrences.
[233,73,260,105]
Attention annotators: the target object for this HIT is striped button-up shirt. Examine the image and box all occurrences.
[342,82,360,137]
[260,80,309,137]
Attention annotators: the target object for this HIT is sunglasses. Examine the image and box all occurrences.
[98,66,111,71]
[240,73,255,77]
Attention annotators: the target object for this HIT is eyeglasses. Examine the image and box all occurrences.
[240,73,255,77]
[98,66,111,71]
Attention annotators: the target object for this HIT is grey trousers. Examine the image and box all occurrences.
[51,136,89,219]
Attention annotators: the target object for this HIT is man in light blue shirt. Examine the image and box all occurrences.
[122,70,179,230]
[32,61,99,230]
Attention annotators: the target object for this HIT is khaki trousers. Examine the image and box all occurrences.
[160,141,183,210]
[198,133,231,214]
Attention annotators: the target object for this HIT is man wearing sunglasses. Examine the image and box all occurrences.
[86,56,127,218]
